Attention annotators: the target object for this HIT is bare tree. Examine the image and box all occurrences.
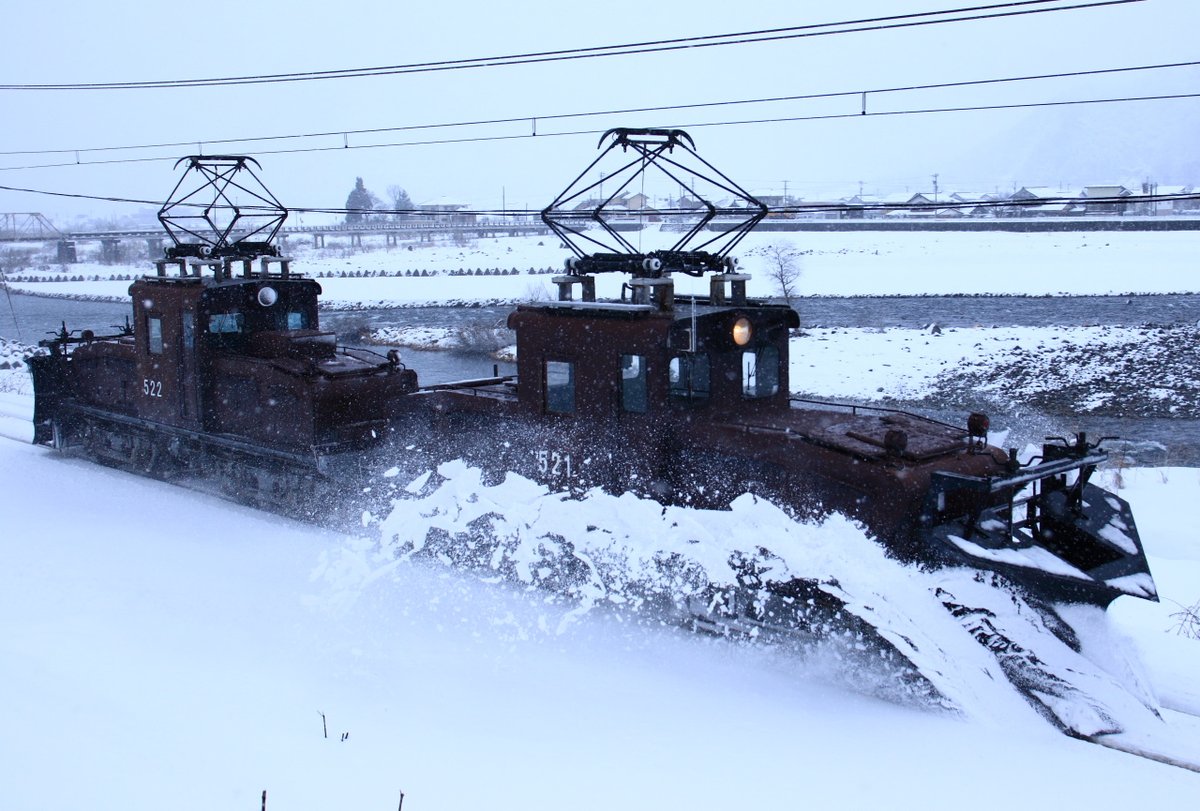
[1170,598,1200,639]
[387,185,415,221]
[761,244,803,309]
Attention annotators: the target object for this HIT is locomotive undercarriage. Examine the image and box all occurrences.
[48,404,378,521]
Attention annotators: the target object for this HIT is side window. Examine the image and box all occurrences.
[545,360,575,414]
[147,316,164,355]
[209,312,244,334]
[743,345,780,398]
[182,311,194,350]
[669,354,710,401]
[620,354,648,413]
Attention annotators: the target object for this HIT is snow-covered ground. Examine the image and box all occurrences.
[2,434,1200,810]
[8,229,1199,416]
[3,230,1200,806]
[5,229,1200,303]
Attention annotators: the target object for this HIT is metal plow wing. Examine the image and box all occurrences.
[924,437,1156,607]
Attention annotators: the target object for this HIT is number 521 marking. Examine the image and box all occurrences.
[535,449,573,478]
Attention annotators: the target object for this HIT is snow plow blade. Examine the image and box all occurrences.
[922,438,1156,607]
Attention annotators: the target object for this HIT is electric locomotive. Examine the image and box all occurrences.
[27,137,1156,608]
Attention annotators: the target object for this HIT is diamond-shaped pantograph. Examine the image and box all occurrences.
[158,155,287,258]
[542,129,766,265]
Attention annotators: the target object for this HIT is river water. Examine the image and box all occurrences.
[3,291,1198,463]
[0,293,516,382]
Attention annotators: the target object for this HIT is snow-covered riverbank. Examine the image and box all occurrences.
[4,229,1200,303]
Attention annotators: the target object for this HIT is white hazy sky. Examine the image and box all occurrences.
[1,0,1198,221]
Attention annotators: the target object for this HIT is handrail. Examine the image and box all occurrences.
[934,451,1107,493]
[789,396,962,432]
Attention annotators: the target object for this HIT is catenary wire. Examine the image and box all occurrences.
[0,1,1143,91]
[1,58,1195,160]
[1,88,1196,174]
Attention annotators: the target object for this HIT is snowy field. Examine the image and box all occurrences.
[3,230,1200,806]
[5,229,1200,303]
[7,229,1200,419]
[1,426,1199,809]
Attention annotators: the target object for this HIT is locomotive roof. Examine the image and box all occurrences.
[516,297,797,322]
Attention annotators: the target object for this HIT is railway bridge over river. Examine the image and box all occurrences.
[0,216,553,262]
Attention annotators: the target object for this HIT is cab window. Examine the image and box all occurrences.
[669,354,710,401]
[742,345,780,398]
[209,312,244,334]
[545,360,575,414]
[620,354,648,413]
[147,317,164,355]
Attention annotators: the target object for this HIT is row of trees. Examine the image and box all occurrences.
[345,177,415,224]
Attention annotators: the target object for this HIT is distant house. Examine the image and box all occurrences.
[947,192,999,217]
[563,192,664,221]
[784,200,844,219]
[1008,187,1078,216]
[1078,185,1133,214]
[672,195,707,211]
[846,192,934,218]
[882,192,936,217]
[418,198,476,224]
[1138,184,1197,214]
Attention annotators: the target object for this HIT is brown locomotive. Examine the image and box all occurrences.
[28,138,1155,609]
[29,157,418,514]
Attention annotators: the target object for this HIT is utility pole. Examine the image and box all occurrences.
[932,173,939,203]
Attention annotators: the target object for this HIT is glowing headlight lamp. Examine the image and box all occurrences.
[732,317,753,346]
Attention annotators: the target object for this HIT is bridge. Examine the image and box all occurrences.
[2,217,554,262]
[8,211,1200,263]
[0,215,553,261]
[0,213,61,241]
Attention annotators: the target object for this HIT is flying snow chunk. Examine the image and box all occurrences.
[405,470,432,494]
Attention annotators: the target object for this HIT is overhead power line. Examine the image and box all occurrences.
[1,87,1195,174]
[2,58,1195,161]
[0,0,1143,91]
[2,179,1197,219]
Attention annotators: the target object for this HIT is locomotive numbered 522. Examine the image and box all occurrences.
[29,156,417,512]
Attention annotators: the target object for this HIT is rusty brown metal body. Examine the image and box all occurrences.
[28,259,416,510]
[403,273,1152,606]
[26,140,1156,607]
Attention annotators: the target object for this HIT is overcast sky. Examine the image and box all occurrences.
[1,0,1197,222]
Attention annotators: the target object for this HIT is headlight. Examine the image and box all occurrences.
[732,317,752,346]
[257,286,279,307]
